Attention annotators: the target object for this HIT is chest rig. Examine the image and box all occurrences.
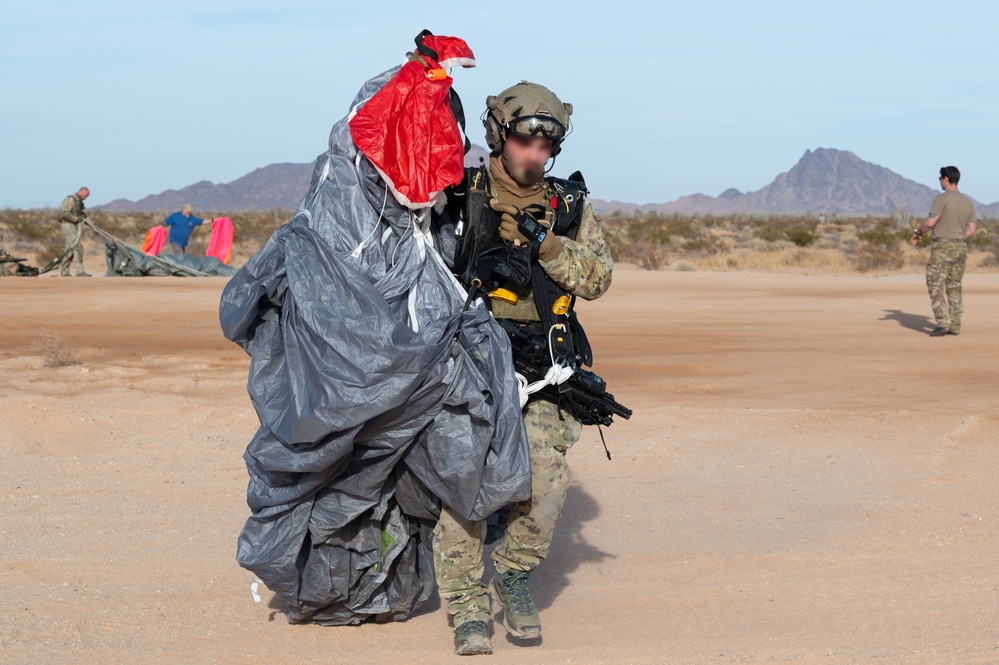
[449,165,593,368]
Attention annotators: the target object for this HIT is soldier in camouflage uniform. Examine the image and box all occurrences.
[433,82,613,656]
[910,166,977,336]
[58,187,92,277]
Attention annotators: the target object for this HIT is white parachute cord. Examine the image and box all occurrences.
[406,209,427,333]
[516,324,575,408]
[391,211,413,268]
[350,182,389,259]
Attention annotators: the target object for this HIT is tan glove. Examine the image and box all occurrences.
[491,202,530,245]
[490,201,564,261]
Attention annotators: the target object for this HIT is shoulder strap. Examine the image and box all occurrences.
[545,172,587,240]
[532,171,594,366]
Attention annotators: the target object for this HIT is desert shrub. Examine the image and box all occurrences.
[855,220,904,272]
[854,246,902,272]
[856,224,896,246]
[32,334,79,367]
[977,224,999,267]
[681,235,725,255]
[891,207,913,230]
[7,216,53,241]
[662,215,700,239]
[786,226,817,247]
[603,214,673,270]
[967,227,992,250]
[755,223,785,242]
[981,246,999,268]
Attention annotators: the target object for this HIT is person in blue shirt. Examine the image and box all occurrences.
[163,204,213,254]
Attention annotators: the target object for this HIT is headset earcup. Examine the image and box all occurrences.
[483,114,504,153]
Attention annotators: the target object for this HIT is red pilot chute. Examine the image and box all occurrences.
[348,30,475,209]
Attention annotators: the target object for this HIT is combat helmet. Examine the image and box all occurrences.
[483,81,573,156]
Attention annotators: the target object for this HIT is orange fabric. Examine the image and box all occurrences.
[206,217,234,265]
[142,226,167,255]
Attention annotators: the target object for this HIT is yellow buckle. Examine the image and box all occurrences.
[487,288,518,304]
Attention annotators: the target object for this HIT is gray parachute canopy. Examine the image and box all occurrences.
[218,66,531,626]
[102,238,236,276]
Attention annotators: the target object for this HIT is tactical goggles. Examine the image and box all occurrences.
[505,115,566,141]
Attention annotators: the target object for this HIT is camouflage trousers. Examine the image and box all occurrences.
[925,239,967,332]
[60,222,85,276]
[433,398,581,626]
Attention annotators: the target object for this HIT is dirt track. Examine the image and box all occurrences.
[2,271,998,664]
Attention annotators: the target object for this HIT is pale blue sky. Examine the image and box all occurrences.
[3,1,998,209]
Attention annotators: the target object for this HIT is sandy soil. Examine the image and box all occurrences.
[1,270,998,665]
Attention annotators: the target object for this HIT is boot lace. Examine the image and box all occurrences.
[500,571,537,615]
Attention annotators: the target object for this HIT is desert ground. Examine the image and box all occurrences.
[1,269,998,664]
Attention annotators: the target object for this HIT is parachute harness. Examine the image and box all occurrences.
[515,324,574,408]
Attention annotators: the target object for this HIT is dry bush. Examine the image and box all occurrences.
[853,220,906,272]
[31,334,79,367]
[604,214,672,270]
[755,223,785,243]
[854,246,905,272]
[786,226,818,247]
[671,260,697,271]
[980,242,999,269]
[698,247,853,273]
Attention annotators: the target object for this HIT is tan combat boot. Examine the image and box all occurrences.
[453,619,492,656]
[489,569,541,639]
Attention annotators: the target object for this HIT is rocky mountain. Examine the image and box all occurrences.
[99,145,492,213]
[99,163,315,212]
[100,146,998,217]
[590,148,999,217]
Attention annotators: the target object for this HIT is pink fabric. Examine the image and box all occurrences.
[206,217,234,265]
[142,226,167,255]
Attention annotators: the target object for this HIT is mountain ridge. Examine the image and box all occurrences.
[99,147,999,217]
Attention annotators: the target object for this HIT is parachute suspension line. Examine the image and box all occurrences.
[515,324,574,408]
[350,183,389,259]
[85,220,210,277]
[41,223,82,274]
[390,211,414,268]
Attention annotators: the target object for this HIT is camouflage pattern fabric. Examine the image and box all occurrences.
[60,220,85,276]
[433,399,580,626]
[58,194,87,276]
[925,238,967,331]
[433,158,611,628]
[58,194,86,224]
[490,181,613,322]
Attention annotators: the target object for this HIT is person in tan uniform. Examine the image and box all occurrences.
[910,166,977,336]
[433,81,613,655]
[58,187,91,277]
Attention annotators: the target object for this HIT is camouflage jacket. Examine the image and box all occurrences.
[486,172,614,323]
[58,194,86,224]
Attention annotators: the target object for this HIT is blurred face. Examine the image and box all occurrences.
[501,133,554,185]
[78,188,90,200]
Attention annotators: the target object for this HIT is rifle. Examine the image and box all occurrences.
[0,249,39,276]
[501,319,632,428]
[513,357,632,428]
